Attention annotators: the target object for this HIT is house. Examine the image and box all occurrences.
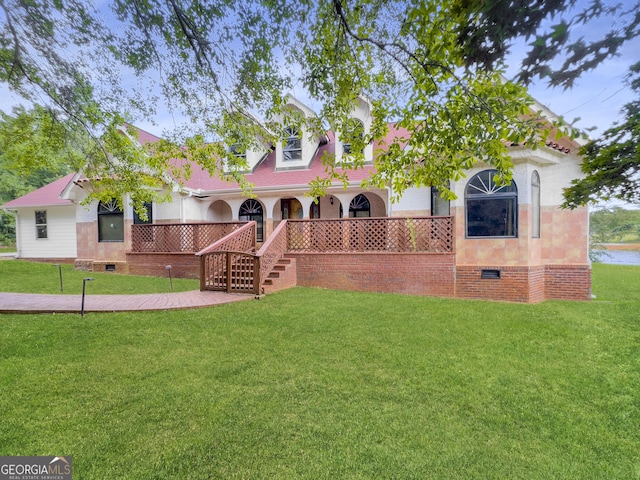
[1,96,591,302]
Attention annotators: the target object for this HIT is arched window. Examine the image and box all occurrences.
[239,199,264,242]
[532,171,540,238]
[465,170,518,238]
[343,119,364,155]
[283,126,302,161]
[349,194,371,218]
[98,199,124,242]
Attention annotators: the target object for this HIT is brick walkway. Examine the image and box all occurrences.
[0,290,254,314]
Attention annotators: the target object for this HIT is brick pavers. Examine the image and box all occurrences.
[0,290,254,314]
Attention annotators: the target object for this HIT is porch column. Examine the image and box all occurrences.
[297,196,315,219]
[260,197,279,242]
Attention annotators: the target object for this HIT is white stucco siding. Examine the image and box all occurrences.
[450,158,577,209]
[154,192,183,221]
[16,206,77,258]
[180,196,205,222]
[393,186,429,215]
[76,201,96,222]
[537,156,583,206]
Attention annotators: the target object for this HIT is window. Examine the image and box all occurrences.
[239,199,264,242]
[98,199,124,242]
[35,210,47,239]
[133,202,153,225]
[532,171,540,238]
[310,200,320,219]
[431,185,450,216]
[343,119,364,155]
[465,170,518,238]
[283,126,302,161]
[349,194,371,218]
[229,143,246,160]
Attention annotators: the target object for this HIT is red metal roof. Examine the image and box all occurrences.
[3,120,577,207]
[2,173,76,209]
[182,125,411,192]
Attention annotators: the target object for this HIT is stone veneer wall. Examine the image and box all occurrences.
[76,220,129,262]
[541,207,589,265]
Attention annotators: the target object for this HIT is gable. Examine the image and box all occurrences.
[2,173,76,209]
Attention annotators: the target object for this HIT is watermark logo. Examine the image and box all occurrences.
[0,456,72,480]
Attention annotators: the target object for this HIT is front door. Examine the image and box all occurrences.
[281,198,303,220]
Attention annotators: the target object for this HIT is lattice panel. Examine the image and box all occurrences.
[228,253,256,293]
[258,222,288,286]
[427,217,453,252]
[285,217,453,253]
[131,222,246,253]
[202,252,227,290]
[347,219,389,251]
[201,251,257,293]
[211,223,256,253]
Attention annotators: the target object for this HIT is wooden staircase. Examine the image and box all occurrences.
[260,257,297,295]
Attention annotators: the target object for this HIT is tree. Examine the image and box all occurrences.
[1,0,638,205]
[564,62,640,207]
[590,206,640,243]
[0,106,76,243]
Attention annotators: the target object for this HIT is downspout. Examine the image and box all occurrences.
[385,186,393,217]
[180,193,185,223]
[14,211,21,258]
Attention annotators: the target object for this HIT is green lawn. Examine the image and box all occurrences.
[0,263,638,479]
[0,245,16,254]
[0,260,199,294]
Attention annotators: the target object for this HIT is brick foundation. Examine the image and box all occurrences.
[544,264,592,301]
[16,258,75,265]
[456,264,591,303]
[288,252,456,297]
[75,251,590,303]
[456,265,538,303]
[126,252,201,279]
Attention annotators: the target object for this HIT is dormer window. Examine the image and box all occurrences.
[283,126,302,161]
[343,119,364,155]
[229,143,246,159]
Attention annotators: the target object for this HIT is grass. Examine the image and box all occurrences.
[0,260,199,294]
[0,263,639,478]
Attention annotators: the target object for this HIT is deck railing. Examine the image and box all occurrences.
[198,222,258,293]
[256,220,288,288]
[131,222,248,253]
[286,216,453,253]
[196,216,453,294]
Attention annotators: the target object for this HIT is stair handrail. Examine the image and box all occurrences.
[195,221,257,256]
[255,220,288,287]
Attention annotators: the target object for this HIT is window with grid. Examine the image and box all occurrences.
[343,119,364,155]
[283,126,302,161]
[35,210,47,239]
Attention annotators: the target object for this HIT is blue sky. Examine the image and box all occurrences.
[504,0,640,139]
[1,2,638,140]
